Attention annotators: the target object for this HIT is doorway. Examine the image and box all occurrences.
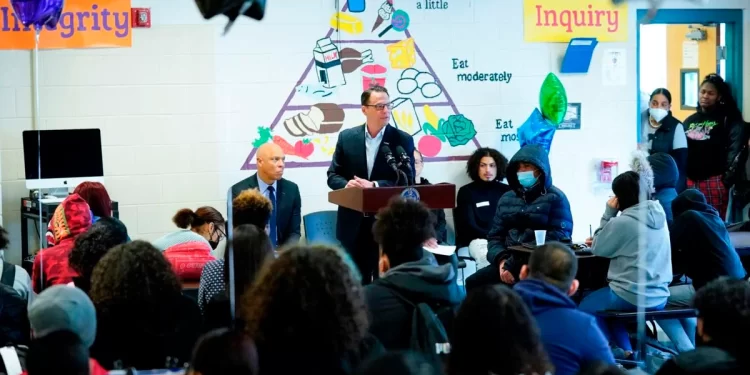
[636,9,744,141]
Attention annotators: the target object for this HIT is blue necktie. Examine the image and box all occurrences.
[268,186,278,247]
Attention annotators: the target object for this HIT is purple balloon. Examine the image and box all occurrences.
[10,0,64,30]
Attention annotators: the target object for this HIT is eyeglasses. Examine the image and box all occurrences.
[364,103,393,111]
[212,224,226,242]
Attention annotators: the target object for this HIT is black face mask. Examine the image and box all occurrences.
[209,240,219,250]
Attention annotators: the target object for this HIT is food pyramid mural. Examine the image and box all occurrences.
[241,0,482,170]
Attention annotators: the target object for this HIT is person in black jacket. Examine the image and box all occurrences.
[414,150,447,244]
[465,145,573,290]
[669,189,746,298]
[453,148,511,266]
[656,278,749,375]
[683,74,747,220]
[640,88,688,192]
[365,198,464,350]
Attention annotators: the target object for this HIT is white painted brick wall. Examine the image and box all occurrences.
[0,0,748,265]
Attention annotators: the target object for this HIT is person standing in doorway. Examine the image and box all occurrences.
[231,143,302,247]
[683,74,747,219]
[640,88,688,192]
[327,85,415,285]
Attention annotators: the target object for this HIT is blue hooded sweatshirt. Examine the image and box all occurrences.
[514,279,614,375]
[648,152,679,226]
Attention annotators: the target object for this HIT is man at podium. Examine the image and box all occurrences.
[327,86,416,284]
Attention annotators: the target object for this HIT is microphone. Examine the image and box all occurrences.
[380,144,399,172]
[395,145,414,185]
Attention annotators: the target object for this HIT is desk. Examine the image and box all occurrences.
[20,197,119,265]
[508,245,609,290]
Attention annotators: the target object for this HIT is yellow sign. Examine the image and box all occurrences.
[523,0,628,42]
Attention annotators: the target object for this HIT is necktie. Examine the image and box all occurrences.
[268,186,278,247]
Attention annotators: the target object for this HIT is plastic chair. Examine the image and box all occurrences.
[303,211,340,246]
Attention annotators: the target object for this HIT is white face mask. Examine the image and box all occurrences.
[649,108,668,123]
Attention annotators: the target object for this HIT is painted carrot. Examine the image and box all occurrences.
[273,135,297,156]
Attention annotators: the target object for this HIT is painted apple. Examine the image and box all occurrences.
[418,135,442,157]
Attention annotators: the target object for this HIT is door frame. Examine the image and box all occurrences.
[636,9,744,141]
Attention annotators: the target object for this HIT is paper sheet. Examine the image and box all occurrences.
[424,245,456,256]
[602,49,627,86]
[682,41,699,69]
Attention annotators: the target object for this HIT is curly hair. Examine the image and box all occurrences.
[466,147,508,182]
[372,197,434,266]
[73,181,112,218]
[173,206,225,229]
[0,225,8,250]
[700,74,743,121]
[69,217,129,287]
[241,245,368,374]
[448,285,552,375]
[90,240,182,317]
[694,277,750,356]
[232,189,273,229]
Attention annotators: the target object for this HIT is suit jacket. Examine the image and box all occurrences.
[327,124,416,247]
[230,174,302,245]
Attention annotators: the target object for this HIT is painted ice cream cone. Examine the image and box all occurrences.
[371,0,393,31]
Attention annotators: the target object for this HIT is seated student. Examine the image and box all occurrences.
[366,198,464,350]
[202,225,273,332]
[448,285,553,375]
[465,144,573,289]
[68,217,129,295]
[648,152,680,226]
[187,328,259,375]
[655,278,749,375]
[661,189,747,353]
[154,207,225,281]
[28,285,108,375]
[514,242,614,375]
[580,171,673,358]
[241,245,384,375]
[198,189,273,314]
[453,148,511,261]
[33,194,92,293]
[414,149,447,244]
[0,225,33,307]
[671,189,746,292]
[89,241,202,370]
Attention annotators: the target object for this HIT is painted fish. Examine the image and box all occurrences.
[295,83,338,99]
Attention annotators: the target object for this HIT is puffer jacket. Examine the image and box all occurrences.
[486,145,573,278]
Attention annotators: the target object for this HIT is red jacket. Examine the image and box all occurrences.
[32,194,92,293]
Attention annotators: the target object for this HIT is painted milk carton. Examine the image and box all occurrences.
[313,37,346,88]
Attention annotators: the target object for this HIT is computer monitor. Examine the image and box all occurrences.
[22,129,104,190]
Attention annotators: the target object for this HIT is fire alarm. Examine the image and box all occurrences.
[131,8,151,28]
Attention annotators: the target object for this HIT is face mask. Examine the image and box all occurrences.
[517,171,538,189]
[209,240,219,250]
[649,108,668,123]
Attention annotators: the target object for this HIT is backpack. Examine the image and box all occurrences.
[387,288,451,364]
[0,262,28,347]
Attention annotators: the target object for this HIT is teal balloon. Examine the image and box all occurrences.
[539,73,568,125]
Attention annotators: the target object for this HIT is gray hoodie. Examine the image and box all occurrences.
[592,200,672,307]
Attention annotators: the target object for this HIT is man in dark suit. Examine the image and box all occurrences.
[231,143,301,246]
[327,85,416,284]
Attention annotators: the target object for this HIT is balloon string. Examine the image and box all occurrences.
[33,28,44,290]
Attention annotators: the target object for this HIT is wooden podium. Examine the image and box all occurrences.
[328,184,456,213]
